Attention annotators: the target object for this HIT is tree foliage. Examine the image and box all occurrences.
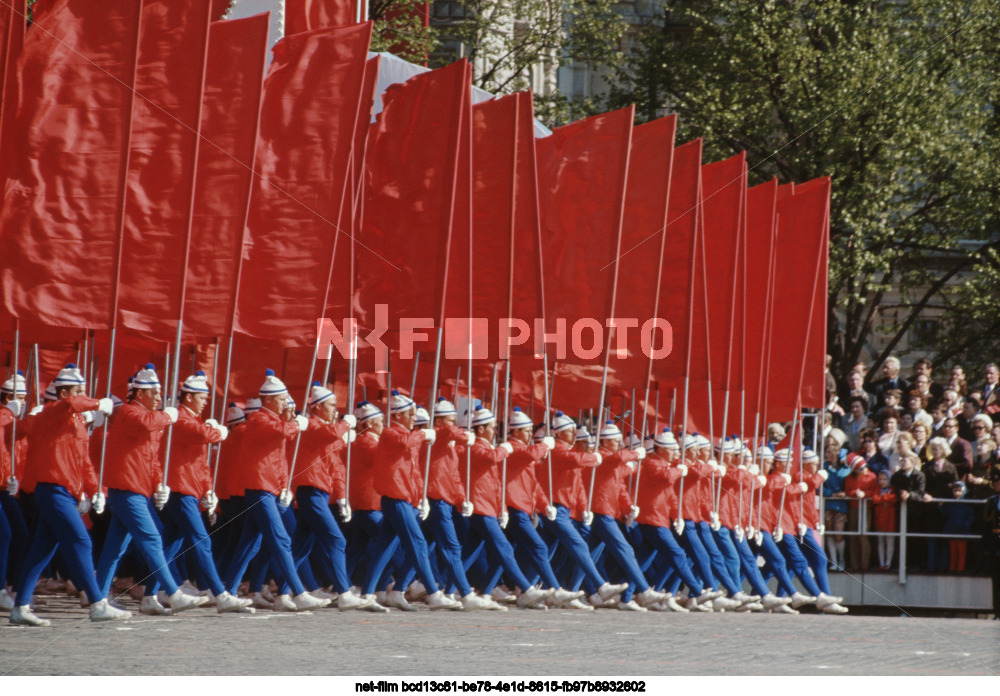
[606,0,999,377]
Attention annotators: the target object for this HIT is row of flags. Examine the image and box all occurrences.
[0,0,829,441]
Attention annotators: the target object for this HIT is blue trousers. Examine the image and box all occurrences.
[713,527,744,592]
[679,519,718,589]
[426,499,472,597]
[800,528,831,595]
[639,523,703,595]
[754,532,799,596]
[506,508,561,590]
[215,496,246,576]
[346,509,382,580]
[548,506,605,595]
[0,491,28,587]
[13,483,103,607]
[161,493,227,596]
[291,486,352,593]
[779,534,822,596]
[591,514,649,592]
[466,514,532,593]
[96,489,180,599]
[696,521,741,595]
[222,490,306,596]
[362,496,439,596]
[734,535,772,597]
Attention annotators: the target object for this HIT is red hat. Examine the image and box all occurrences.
[847,453,867,471]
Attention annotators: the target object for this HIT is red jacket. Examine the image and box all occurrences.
[235,408,299,495]
[718,466,750,529]
[166,406,222,498]
[374,422,426,506]
[871,487,899,532]
[349,431,381,511]
[215,425,245,499]
[796,470,826,530]
[425,424,469,507]
[547,440,599,511]
[503,439,550,514]
[291,415,348,495]
[844,468,879,510]
[460,438,510,518]
[104,402,173,496]
[635,454,684,528]
[758,472,792,533]
[23,397,99,498]
[678,458,710,521]
[592,446,636,518]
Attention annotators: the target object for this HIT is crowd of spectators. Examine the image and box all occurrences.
[819,357,997,574]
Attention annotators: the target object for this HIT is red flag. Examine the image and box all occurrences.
[743,178,778,433]
[0,0,141,330]
[0,0,25,180]
[117,0,212,340]
[183,15,269,343]
[285,0,356,35]
[764,179,830,420]
[235,22,373,346]
[793,178,831,409]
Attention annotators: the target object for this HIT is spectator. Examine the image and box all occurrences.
[844,453,879,572]
[891,452,928,570]
[905,390,933,430]
[992,425,1000,464]
[924,437,959,572]
[843,396,870,452]
[841,370,875,414]
[823,436,850,571]
[967,438,995,499]
[910,422,933,465]
[957,399,981,442]
[942,481,975,573]
[891,431,916,474]
[941,389,961,419]
[876,408,901,461]
[883,389,904,412]
[910,358,944,403]
[930,404,948,438]
[766,422,786,450]
[942,417,974,478]
[971,413,994,451]
[857,427,889,477]
[949,365,968,397]
[981,363,1000,420]
[871,470,898,571]
[870,356,910,411]
[899,412,914,432]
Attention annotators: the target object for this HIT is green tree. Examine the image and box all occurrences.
[607,0,999,379]
[369,0,438,64]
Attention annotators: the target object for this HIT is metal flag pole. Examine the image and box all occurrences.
[8,322,19,480]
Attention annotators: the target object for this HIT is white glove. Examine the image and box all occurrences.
[465,432,476,446]
[594,453,603,465]
[337,499,352,523]
[295,414,308,432]
[735,526,745,542]
[91,410,107,428]
[756,475,767,486]
[542,436,555,451]
[781,473,792,485]
[625,460,636,472]
[718,464,727,477]
[29,405,44,416]
[707,459,720,472]
[6,476,18,496]
[163,406,179,424]
[201,491,219,515]
[77,494,92,515]
[205,418,220,428]
[748,464,760,476]
[626,505,640,525]
[797,523,808,537]
[634,447,646,460]
[422,428,437,444]
[544,505,557,521]
[673,518,685,536]
[772,527,784,543]
[418,498,430,521]
[215,424,229,441]
[82,411,94,425]
[710,511,721,532]
[461,500,474,517]
[531,512,540,528]
[755,531,764,546]
[5,399,22,417]
[154,483,171,509]
[677,463,688,477]
[278,488,293,508]
[816,524,826,535]
[97,398,114,416]
[498,442,514,455]
[582,510,594,527]
[343,429,357,444]
[855,490,865,499]
[798,482,809,493]
[818,469,829,481]
[499,510,509,529]
[342,414,357,429]
[92,491,105,515]
[747,526,756,540]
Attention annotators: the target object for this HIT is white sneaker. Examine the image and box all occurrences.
[564,598,595,611]
[181,580,202,595]
[310,588,337,601]
[426,590,461,611]
[711,595,740,610]
[10,605,50,626]
[261,586,276,603]
[587,593,608,609]
[735,602,764,612]
[359,594,389,612]
[816,592,844,608]
[199,591,218,607]
[617,599,647,612]
[140,596,171,615]
[790,592,816,609]
[337,591,372,611]
[490,586,517,604]
[157,590,174,607]
[597,582,628,601]
[91,598,132,622]
[461,593,494,611]
[731,591,756,606]
[685,596,712,612]
[820,601,849,614]
[0,588,14,611]
[635,588,666,607]
[771,603,799,614]
[516,586,554,608]
[407,581,428,602]
[292,592,331,611]
[249,591,274,609]
[216,591,254,613]
[761,594,792,610]
[169,589,209,613]
[661,595,689,613]
[550,588,585,607]
[385,590,418,611]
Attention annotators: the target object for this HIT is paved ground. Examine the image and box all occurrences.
[1,595,998,676]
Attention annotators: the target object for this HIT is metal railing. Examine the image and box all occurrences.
[818,495,987,584]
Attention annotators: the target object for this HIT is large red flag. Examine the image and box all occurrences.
[743,178,778,434]
[0,0,141,330]
[285,0,356,34]
[0,0,25,182]
[793,177,831,409]
[183,15,269,343]
[235,22,373,346]
[117,0,212,340]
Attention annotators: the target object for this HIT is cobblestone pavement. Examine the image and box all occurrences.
[1,595,997,676]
